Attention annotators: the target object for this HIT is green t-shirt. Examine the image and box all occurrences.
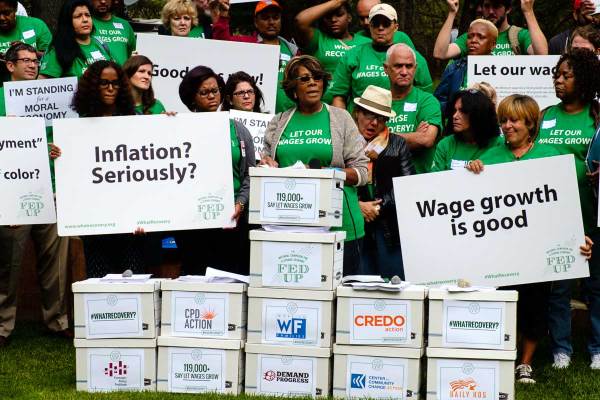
[431,134,503,172]
[135,99,166,115]
[189,25,206,38]
[275,40,295,113]
[455,27,532,56]
[480,142,560,164]
[230,120,242,197]
[537,103,596,232]
[304,28,364,77]
[353,30,416,49]
[329,43,433,113]
[0,16,52,53]
[92,16,136,65]
[387,87,442,174]
[40,39,112,78]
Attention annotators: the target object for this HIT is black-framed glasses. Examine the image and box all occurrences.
[197,88,220,97]
[99,79,120,88]
[295,74,324,84]
[233,89,255,97]
[14,58,40,65]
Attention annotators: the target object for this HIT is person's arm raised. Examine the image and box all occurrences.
[522,0,548,55]
[433,0,462,60]
[295,0,348,48]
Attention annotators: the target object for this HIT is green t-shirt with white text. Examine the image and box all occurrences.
[0,16,52,53]
[455,27,532,56]
[92,15,136,65]
[353,30,415,49]
[189,25,206,38]
[431,134,503,172]
[40,39,112,78]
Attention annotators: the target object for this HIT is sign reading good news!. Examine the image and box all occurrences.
[54,113,235,236]
[393,155,588,287]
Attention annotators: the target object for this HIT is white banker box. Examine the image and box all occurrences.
[333,344,423,399]
[247,287,335,347]
[160,280,247,340]
[157,337,244,394]
[248,167,345,227]
[336,285,427,348]
[250,230,345,291]
[245,343,332,397]
[73,279,162,339]
[426,347,516,400]
[428,288,518,350]
[74,338,157,392]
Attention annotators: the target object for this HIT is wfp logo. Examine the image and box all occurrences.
[350,373,366,389]
[276,318,307,339]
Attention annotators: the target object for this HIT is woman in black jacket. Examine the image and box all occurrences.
[353,85,414,278]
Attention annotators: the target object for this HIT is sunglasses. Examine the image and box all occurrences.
[295,74,324,84]
[370,18,393,28]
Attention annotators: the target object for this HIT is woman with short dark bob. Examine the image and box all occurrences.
[430,89,503,172]
[222,71,264,113]
[122,55,166,115]
[177,65,255,275]
[260,55,369,275]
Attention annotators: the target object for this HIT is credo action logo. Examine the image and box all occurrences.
[354,315,406,332]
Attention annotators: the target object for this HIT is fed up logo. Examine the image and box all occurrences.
[546,243,576,274]
[196,194,225,221]
[350,373,366,389]
[19,194,44,217]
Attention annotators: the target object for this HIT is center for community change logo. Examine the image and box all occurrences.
[19,194,44,217]
[197,194,225,221]
[350,373,366,389]
[545,242,576,274]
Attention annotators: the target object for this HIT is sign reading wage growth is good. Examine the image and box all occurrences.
[393,155,589,287]
[54,113,235,236]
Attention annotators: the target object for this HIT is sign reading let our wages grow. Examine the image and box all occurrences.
[394,155,588,287]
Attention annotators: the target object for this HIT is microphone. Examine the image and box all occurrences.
[308,158,322,170]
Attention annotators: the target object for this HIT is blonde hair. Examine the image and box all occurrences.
[468,82,497,106]
[469,18,499,40]
[497,94,540,138]
[161,0,198,28]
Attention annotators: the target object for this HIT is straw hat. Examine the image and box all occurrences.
[353,85,396,118]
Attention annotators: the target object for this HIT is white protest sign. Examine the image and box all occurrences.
[54,113,235,236]
[167,347,226,393]
[229,110,274,160]
[258,354,316,396]
[136,34,279,113]
[346,355,407,399]
[437,359,499,400]
[4,77,78,126]
[262,299,322,345]
[394,155,588,287]
[0,117,56,225]
[260,177,321,223]
[467,55,560,110]
[349,298,411,344]
[88,348,145,391]
[171,291,230,338]
[595,0,600,14]
[442,300,506,349]
[261,241,323,288]
[84,293,142,338]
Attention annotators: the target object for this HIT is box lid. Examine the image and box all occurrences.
[245,343,331,358]
[248,287,334,301]
[157,336,244,350]
[160,280,247,293]
[428,288,518,302]
[333,344,423,358]
[250,229,346,243]
[249,167,345,181]
[72,278,161,293]
[426,347,517,360]
[74,338,156,348]
[336,285,427,300]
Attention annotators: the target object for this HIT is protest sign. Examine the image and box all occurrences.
[229,110,274,160]
[136,34,279,113]
[0,117,56,225]
[4,77,78,126]
[54,113,235,236]
[393,155,588,287]
[467,55,560,110]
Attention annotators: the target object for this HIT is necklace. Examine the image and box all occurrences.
[512,141,534,160]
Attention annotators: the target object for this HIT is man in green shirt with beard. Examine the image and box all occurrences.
[91,0,135,65]
[384,43,441,174]
[0,0,51,55]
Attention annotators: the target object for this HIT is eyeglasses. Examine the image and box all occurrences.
[99,79,121,88]
[360,109,388,122]
[370,18,393,28]
[197,88,220,97]
[233,89,255,97]
[14,58,40,65]
[295,74,324,84]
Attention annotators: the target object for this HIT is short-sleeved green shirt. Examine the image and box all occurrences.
[353,30,415,49]
[431,134,503,172]
[135,99,166,115]
[455,27,532,56]
[275,40,295,113]
[40,39,112,78]
[189,25,206,38]
[92,15,136,65]
[0,16,52,53]
[329,43,433,113]
[387,87,442,174]
[304,28,364,77]
[480,142,559,164]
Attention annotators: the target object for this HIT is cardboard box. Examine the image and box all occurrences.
[248,167,345,227]
[426,347,516,400]
[160,280,247,340]
[247,287,335,347]
[74,338,157,392]
[245,343,332,397]
[333,344,423,399]
[156,337,244,394]
[428,288,518,350]
[250,230,345,291]
[336,285,427,348]
[73,279,162,339]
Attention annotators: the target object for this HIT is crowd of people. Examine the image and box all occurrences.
[1,0,600,387]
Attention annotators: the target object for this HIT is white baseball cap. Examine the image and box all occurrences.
[368,3,397,23]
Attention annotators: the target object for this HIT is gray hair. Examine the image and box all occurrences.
[385,43,417,65]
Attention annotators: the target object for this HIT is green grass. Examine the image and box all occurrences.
[1,322,600,399]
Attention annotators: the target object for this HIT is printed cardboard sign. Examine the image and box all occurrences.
[258,354,316,396]
[346,355,407,399]
[171,291,229,338]
[349,298,411,344]
[84,293,142,338]
[88,348,145,391]
[437,359,500,400]
[442,300,506,349]
[260,177,321,223]
[229,110,274,161]
[261,241,323,288]
[262,299,322,345]
[168,347,226,393]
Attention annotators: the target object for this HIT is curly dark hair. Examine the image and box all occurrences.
[122,55,158,115]
[178,65,225,112]
[553,48,600,127]
[221,71,264,113]
[72,60,135,117]
[282,55,331,104]
[442,89,500,148]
